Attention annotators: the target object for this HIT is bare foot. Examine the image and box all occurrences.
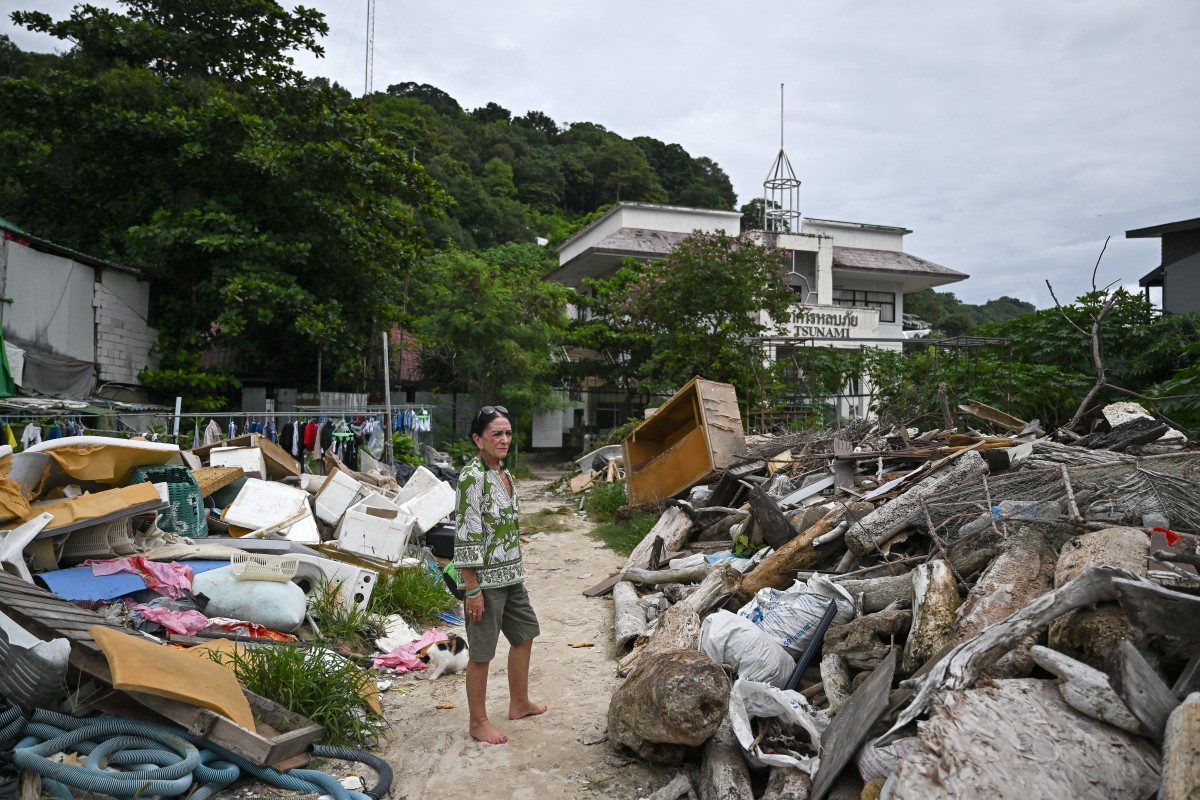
[509,701,548,720]
[470,719,508,745]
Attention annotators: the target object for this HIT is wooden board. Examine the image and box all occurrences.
[0,572,321,766]
[811,650,895,800]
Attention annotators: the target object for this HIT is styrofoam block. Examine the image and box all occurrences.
[338,507,418,563]
[314,469,367,526]
[223,478,308,530]
[334,491,402,540]
[393,466,443,506]
[399,482,456,534]
[210,446,267,480]
[280,506,321,545]
[291,553,378,611]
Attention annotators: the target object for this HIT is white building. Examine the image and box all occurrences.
[547,200,967,428]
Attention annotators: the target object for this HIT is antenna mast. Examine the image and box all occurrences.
[364,0,376,96]
[762,83,801,233]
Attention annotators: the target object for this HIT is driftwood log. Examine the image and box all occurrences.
[845,449,988,556]
[888,679,1160,799]
[608,647,731,764]
[685,563,743,616]
[735,505,866,602]
[819,652,853,715]
[1161,692,1200,800]
[882,565,1139,742]
[625,506,694,573]
[1029,645,1146,735]
[835,543,999,614]
[823,609,911,673]
[762,768,811,800]
[643,771,697,800]
[623,563,713,586]
[613,580,648,650]
[953,525,1056,677]
[698,714,753,800]
[618,599,704,677]
[901,560,959,674]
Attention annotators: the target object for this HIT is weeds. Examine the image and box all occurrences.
[588,513,658,557]
[210,644,384,748]
[585,481,627,522]
[521,505,575,533]
[369,567,455,623]
[306,580,386,653]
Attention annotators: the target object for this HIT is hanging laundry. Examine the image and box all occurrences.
[203,419,223,446]
[4,424,16,449]
[47,422,62,440]
[227,419,237,439]
[303,421,318,451]
[19,423,41,449]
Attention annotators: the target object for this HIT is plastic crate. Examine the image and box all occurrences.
[230,552,300,582]
[61,517,138,560]
[131,465,206,538]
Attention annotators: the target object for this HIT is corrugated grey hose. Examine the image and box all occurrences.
[1,708,379,800]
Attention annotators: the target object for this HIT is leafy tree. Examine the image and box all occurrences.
[579,231,794,401]
[1,1,448,392]
[407,243,573,411]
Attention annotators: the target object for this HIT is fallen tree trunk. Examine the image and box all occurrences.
[625,506,694,573]
[685,563,743,616]
[835,544,999,614]
[698,714,753,800]
[735,505,868,602]
[901,560,959,674]
[845,449,988,556]
[608,648,731,764]
[618,599,704,677]
[613,580,648,651]
[624,563,712,586]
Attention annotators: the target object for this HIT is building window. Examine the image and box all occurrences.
[832,289,895,323]
[595,405,620,430]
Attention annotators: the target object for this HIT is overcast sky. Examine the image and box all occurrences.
[5,1,1198,307]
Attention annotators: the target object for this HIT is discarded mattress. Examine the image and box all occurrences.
[26,436,180,486]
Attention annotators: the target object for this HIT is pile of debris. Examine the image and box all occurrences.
[0,429,460,794]
[593,383,1198,799]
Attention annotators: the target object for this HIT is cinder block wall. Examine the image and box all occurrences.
[93,271,159,384]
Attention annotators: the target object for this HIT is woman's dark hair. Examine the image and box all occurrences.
[470,405,511,438]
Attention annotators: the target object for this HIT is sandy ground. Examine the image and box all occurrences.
[371,474,669,799]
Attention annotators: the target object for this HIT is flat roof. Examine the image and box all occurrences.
[556,202,740,254]
[805,217,913,235]
[1126,216,1200,238]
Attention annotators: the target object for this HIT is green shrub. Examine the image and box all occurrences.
[211,645,384,748]
[391,432,423,466]
[306,580,386,654]
[585,480,627,522]
[444,438,478,466]
[369,567,455,623]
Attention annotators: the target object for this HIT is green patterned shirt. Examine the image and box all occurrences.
[454,457,524,589]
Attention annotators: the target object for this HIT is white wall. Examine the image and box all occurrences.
[803,219,906,251]
[2,241,94,360]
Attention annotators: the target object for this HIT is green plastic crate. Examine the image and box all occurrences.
[130,465,207,538]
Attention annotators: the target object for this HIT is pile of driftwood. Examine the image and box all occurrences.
[597,402,1200,800]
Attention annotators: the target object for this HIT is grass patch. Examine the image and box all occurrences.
[210,644,384,748]
[369,566,455,624]
[588,513,658,557]
[521,505,575,533]
[584,481,627,522]
[306,580,386,654]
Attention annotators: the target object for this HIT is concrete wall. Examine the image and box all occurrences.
[1163,251,1200,314]
[802,219,906,251]
[558,203,741,266]
[94,269,159,384]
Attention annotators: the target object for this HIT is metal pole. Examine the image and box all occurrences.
[382,330,393,466]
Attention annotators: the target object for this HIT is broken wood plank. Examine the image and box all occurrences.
[957,399,1028,433]
[1107,638,1179,743]
[1111,576,1200,642]
[810,651,895,800]
[748,484,797,549]
[1173,650,1200,700]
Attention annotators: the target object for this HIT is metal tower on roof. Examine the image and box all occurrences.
[763,83,801,233]
[364,0,376,96]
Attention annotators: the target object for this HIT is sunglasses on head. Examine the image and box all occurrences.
[477,405,508,418]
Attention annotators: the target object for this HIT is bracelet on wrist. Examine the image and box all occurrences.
[465,587,482,597]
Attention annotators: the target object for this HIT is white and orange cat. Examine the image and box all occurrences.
[417,634,469,680]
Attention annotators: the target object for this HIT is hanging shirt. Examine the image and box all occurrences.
[203,419,223,447]
[19,423,41,449]
[227,419,237,439]
[303,422,318,450]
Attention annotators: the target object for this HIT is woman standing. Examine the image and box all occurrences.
[454,405,547,744]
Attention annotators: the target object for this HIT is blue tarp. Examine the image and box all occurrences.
[37,560,229,602]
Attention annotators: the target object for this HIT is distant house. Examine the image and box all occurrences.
[1128,216,1200,314]
[0,217,159,399]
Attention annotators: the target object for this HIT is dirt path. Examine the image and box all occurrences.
[375,475,667,799]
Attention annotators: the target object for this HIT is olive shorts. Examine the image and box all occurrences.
[465,582,541,662]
